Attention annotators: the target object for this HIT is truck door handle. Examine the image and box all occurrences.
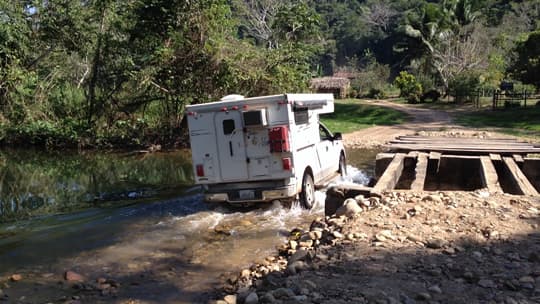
[229,141,233,156]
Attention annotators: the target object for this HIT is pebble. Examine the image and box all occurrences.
[64,271,84,282]
[416,292,432,300]
[478,279,497,288]
[428,285,442,294]
[519,276,535,284]
[272,287,295,299]
[426,238,446,249]
[260,292,276,303]
[224,294,237,304]
[9,274,21,282]
[245,292,258,304]
[332,231,344,239]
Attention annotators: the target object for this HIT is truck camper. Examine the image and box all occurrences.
[186,93,346,209]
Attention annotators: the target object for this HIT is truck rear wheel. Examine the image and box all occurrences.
[300,172,315,209]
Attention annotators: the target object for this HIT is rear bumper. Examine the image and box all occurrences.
[204,179,297,203]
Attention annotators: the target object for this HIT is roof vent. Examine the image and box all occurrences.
[221,94,245,101]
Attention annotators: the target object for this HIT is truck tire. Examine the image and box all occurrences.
[300,172,315,209]
[338,153,347,176]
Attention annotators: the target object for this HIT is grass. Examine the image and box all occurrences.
[454,106,540,138]
[320,99,409,134]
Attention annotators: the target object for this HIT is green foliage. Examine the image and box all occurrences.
[510,31,540,89]
[448,70,481,103]
[0,0,538,148]
[394,71,423,103]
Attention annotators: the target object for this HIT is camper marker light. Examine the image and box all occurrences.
[231,106,239,110]
[196,164,205,177]
[282,157,292,171]
[187,111,196,116]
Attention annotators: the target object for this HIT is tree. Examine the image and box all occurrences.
[510,31,540,89]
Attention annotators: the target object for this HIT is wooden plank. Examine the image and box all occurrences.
[390,144,540,151]
[490,153,502,161]
[391,139,531,145]
[411,153,428,191]
[513,154,524,166]
[480,156,503,194]
[372,153,406,194]
[390,144,540,154]
[429,151,441,160]
[396,136,519,142]
[407,151,419,157]
[503,157,539,196]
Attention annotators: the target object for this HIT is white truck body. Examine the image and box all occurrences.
[186,93,345,207]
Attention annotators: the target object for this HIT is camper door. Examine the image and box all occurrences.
[214,111,249,181]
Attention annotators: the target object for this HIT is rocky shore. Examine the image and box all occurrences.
[214,189,540,304]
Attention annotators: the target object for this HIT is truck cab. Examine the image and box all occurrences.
[186,94,346,209]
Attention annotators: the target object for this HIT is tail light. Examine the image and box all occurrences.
[196,164,204,177]
[268,126,290,153]
[282,158,292,171]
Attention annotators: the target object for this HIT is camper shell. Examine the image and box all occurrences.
[186,93,346,208]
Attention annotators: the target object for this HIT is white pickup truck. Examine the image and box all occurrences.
[186,93,346,209]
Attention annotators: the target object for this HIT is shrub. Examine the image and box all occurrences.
[394,71,423,103]
[420,89,441,103]
[448,71,481,103]
[367,88,386,99]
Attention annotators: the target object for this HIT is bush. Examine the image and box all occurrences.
[394,71,423,103]
[449,71,481,103]
[367,88,386,99]
[420,89,441,103]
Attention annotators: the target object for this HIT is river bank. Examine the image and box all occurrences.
[214,190,540,304]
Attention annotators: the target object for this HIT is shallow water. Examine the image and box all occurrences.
[0,148,377,303]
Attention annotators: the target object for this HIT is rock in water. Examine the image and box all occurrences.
[325,187,345,216]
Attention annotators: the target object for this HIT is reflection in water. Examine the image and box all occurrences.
[345,147,381,177]
[0,149,194,222]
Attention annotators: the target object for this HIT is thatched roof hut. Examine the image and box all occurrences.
[310,77,350,99]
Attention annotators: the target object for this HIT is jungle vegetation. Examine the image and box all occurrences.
[0,0,539,148]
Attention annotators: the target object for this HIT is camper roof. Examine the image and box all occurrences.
[185,93,334,113]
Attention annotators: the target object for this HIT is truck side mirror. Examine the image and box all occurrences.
[333,132,342,140]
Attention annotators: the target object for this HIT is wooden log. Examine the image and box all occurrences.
[480,156,503,194]
[372,153,406,195]
[411,153,428,191]
[502,157,539,196]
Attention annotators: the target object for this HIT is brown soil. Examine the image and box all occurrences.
[220,191,540,304]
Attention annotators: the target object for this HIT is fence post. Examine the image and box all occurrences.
[524,91,527,108]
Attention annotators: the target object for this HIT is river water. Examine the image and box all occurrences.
[0,148,379,303]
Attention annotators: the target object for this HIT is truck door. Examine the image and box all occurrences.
[316,123,337,178]
[214,111,249,181]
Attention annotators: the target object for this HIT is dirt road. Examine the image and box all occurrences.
[343,100,487,148]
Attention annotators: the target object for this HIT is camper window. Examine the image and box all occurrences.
[294,107,309,124]
[223,119,235,135]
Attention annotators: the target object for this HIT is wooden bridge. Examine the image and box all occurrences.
[370,136,540,196]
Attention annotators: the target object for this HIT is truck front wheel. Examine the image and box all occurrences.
[338,153,347,176]
[300,172,315,209]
